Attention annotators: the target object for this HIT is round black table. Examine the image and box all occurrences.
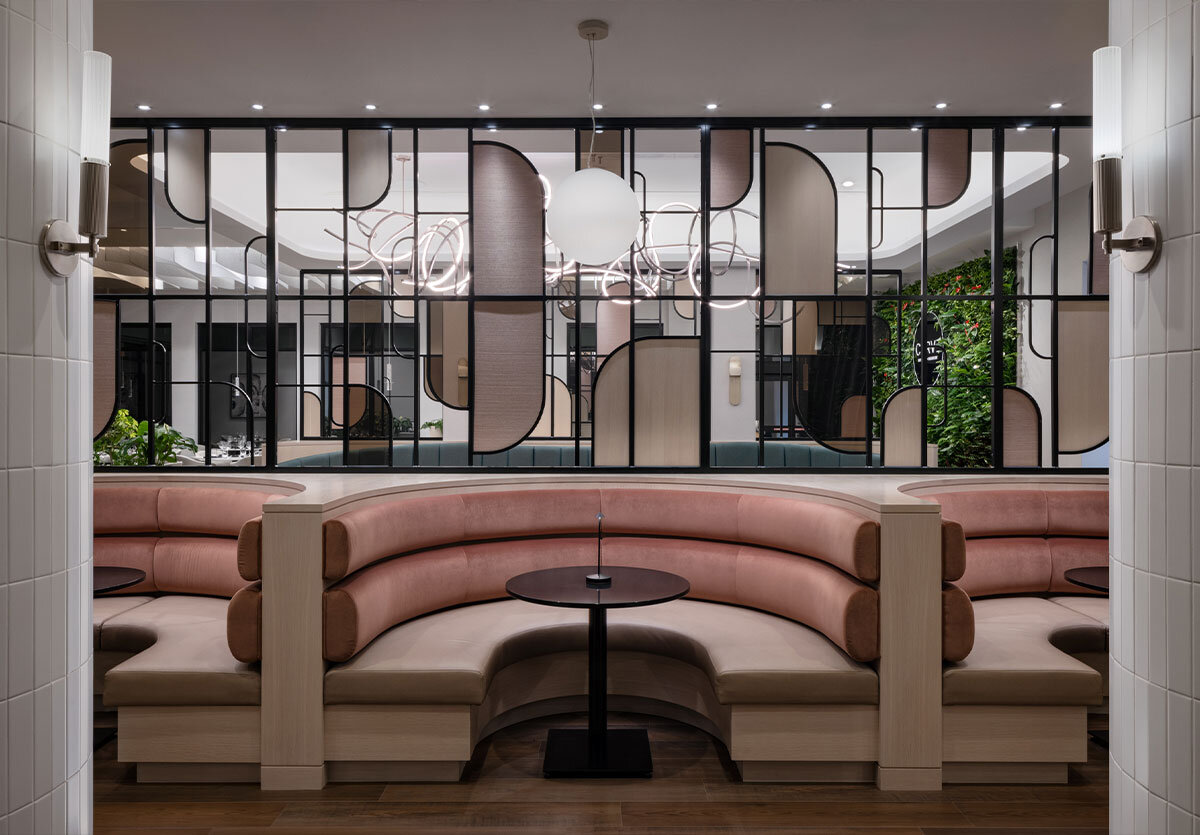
[1064,566,1109,593]
[93,566,147,595]
[506,565,690,778]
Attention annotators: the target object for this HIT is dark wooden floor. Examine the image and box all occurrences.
[94,712,1109,834]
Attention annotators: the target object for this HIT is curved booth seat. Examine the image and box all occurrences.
[276,440,879,468]
[318,486,893,781]
[928,487,1109,783]
[325,599,879,707]
[92,484,285,777]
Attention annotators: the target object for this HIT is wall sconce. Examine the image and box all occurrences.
[1092,45,1162,274]
[728,356,742,406]
[39,50,112,278]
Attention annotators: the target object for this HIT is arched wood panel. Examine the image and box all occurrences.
[347,129,391,210]
[882,386,923,466]
[926,129,971,209]
[471,301,545,454]
[1056,300,1109,453]
[763,143,836,295]
[1002,386,1042,467]
[711,129,753,210]
[593,337,700,467]
[164,129,206,223]
[470,142,544,296]
[93,301,118,439]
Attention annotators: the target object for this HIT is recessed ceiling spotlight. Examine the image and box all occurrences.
[593,103,604,110]
[251,103,264,110]
[934,102,948,110]
[137,104,151,111]
[1049,102,1064,109]
[842,180,855,188]
[1016,125,1028,132]
[364,103,377,111]
[277,127,287,132]
[706,102,718,110]
[488,127,497,132]
[478,103,491,111]
[595,128,605,134]
[820,102,833,110]
[911,125,921,132]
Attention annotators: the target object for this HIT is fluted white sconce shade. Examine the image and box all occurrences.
[546,167,641,265]
[1091,46,1122,161]
[80,51,112,164]
[1090,43,1161,273]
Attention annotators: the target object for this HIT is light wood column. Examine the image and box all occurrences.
[876,507,943,790]
[260,506,327,789]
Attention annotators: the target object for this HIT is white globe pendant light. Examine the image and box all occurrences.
[546,20,640,265]
[548,167,640,265]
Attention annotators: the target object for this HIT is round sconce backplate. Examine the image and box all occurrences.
[39,219,80,278]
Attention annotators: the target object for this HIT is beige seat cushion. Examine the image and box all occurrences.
[1049,595,1109,628]
[943,597,1103,706]
[325,598,878,707]
[93,596,154,650]
[101,595,260,707]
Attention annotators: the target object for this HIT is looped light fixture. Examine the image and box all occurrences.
[40,50,113,278]
[545,19,640,266]
[1091,45,1161,274]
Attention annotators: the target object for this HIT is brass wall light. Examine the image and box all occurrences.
[1092,46,1162,274]
[40,50,112,278]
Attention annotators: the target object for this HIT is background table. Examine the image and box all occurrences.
[507,565,690,778]
[93,566,147,595]
[1064,566,1109,593]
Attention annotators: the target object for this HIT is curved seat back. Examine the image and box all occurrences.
[321,488,883,664]
[928,489,1108,599]
[93,485,282,663]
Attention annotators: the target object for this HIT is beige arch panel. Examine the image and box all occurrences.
[1002,387,1041,467]
[93,301,118,439]
[330,358,368,429]
[302,391,322,438]
[347,129,391,210]
[470,142,545,296]
[593,337,700,467]
[882,386,923,466]
[1056,300,1108,453]
[164,129,206,223]
[532,376,573,438]
[763,143,836,295]
[426,300,469,408]
[597,281,633,359]
[581,129,623,175]
[711,129,753,210]
[840,394,867,441]
[926,129,971,209]
[471,301,545,454]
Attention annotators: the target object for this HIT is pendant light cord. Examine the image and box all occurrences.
[587,36,597,165]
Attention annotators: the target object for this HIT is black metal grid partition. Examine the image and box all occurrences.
[93,115,1105,473]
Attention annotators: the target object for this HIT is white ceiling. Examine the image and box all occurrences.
[96,0,1107,119]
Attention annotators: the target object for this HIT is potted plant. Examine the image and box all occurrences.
[93,409,200,465]
[420,418,444,439]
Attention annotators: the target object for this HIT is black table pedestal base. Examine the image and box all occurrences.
[543,728,652,778]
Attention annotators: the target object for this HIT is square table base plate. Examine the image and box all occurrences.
[543,728,653,778]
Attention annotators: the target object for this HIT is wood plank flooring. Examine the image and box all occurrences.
[94,712,1108,834]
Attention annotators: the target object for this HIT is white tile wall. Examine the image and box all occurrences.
[1111,0,1200,831]
[0,0,92,831]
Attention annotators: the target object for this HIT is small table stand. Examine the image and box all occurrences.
[506,565,689,778]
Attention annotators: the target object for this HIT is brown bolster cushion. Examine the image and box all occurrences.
[158,487,283,537]
[94,486,161,534]
[942,583,974,663]
[941,520,966,581]
[227,583,262,663]
[237,517,264,581]
[323,488,881,583]
[322,536,879,664]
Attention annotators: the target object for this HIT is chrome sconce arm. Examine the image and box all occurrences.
[40,159,109,276]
